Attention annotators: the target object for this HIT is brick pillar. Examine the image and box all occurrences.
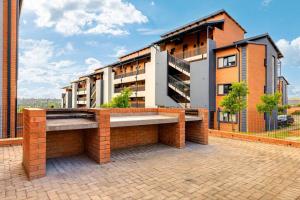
[22,108,46,180]
[158,109,185,148]
[198,108,209,145]
[86,109,111,164]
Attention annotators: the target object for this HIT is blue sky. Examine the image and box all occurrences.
[19,0,300,98]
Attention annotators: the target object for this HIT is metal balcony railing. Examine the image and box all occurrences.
[172,47,207,60]
[114,69,146,80]
[168,75,190,96]
[168,54,190,73]
[114,85,145,93]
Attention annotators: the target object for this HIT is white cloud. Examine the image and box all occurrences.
[85,57,103,73]
[113,46,128,57]
[18,39,91,98]
[56,42,75,56]
[262,0,272,6]
[85,40,99,47]
[23,0,148,36]
[276,37,300,68]
[137,28,166,35]
[150,1,155,6]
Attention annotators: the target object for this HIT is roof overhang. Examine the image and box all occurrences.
[153,20,224,45]
[111,53,151,69]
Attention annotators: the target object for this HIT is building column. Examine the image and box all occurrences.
[72,83,77,108]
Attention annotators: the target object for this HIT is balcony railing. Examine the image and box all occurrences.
[77,88,86,92]
[114,69,145,80]
[114,85,145,93]
[77,97,87,101]
[168,75,190,96]
[131,102,145,108]
[168,54,190,73]
[172,47,206,60]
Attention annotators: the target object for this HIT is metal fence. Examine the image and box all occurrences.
[214,111,300,142]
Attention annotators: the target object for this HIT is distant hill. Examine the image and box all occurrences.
[17,98,61,112]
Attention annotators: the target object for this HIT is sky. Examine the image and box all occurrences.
[19,0,300,99]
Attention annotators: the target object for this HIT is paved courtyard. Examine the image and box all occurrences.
[1,137,300,200]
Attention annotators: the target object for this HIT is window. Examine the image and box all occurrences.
[271,56,276,93]
[170,48,175,55]
[218,84,232,95]
[218,55,236,68]
[219,112,237,123]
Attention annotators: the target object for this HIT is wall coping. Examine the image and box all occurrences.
[209,129,300,148]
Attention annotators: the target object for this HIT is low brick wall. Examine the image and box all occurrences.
[0,138,23,147]
[46,130,85,159]
[209,129,300,148]
[185,108,209,145]
[111,125,158,150]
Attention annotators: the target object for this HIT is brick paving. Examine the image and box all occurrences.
[1,137,300,200]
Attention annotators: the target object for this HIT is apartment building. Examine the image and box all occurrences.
[278,76,289,105]
[62,9,287,132]
[0,0,22,138]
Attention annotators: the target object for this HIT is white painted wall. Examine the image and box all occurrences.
[145,46,157,107]
[103,67,112,103]
[86,78,91,108]
[71,83,77,108]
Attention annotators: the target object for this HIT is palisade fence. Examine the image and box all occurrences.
[214,110,300,143]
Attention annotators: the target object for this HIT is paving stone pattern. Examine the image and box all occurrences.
[1,137,300,199]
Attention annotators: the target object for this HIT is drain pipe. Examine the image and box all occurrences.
[235,44,241,132]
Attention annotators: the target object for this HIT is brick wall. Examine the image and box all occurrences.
[158,108,185,148]
[185,109,209,145]
[22,108,46,180]
[209,129,300,148]
[46,130,84,159]
[111,125,158,150]
[85,109,110,164]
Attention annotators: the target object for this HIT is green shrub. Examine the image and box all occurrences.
[101,88,132,108]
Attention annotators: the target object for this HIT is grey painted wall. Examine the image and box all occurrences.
[190,59,209,108]
[190,39,216,110]
[0,0,3,138]
[155,51,180,107]
[208,39,216,111]
[96,79,104,107]
[241,46,247,132]
[67,92,72,108]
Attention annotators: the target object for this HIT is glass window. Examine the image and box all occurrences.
[219,112,237,123]
[218,55,236,68]
[218,84,232,95]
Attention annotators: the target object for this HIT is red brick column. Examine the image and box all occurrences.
[22,108,46,180]
[198,108,209,145]
[86,109,110,164]
[158,108,185,148]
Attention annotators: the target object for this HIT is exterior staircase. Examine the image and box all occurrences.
[167,54,191,108]
[90,83,96,108]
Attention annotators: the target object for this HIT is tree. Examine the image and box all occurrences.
[256,92,281,131]
[220,82,248,131]
[101,87,132,108]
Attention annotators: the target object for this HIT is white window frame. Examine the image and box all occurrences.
[218,55,236,68]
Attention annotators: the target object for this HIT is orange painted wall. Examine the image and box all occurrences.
[212,14,245,48]
[215,48,240,131]
[247,44,266,132]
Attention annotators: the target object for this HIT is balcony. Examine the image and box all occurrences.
[114,85,145,93]
[77,88,86,95]
[172,47,207,62]
[114,69,146,84]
